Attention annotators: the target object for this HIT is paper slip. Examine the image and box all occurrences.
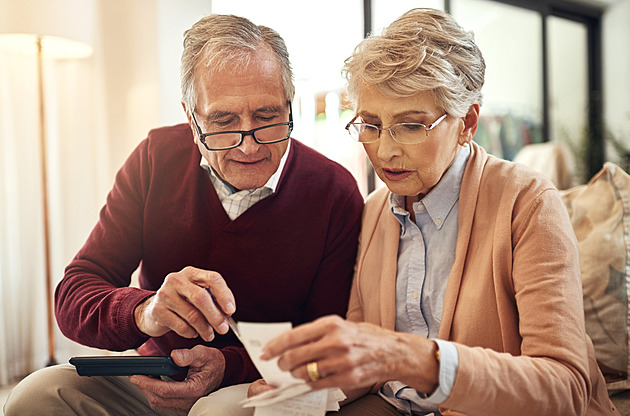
[233,321,345,413]
[236,322,301,387]
[252,389,328,416]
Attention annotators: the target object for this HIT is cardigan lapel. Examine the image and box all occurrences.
[438,143,488,340]
[379,205,401,331]
[360,188,401,330]
[371,143,489,336]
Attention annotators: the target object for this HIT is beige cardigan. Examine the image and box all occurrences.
[347,142,618,416]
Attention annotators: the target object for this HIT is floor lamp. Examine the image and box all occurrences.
[0,0,94,366]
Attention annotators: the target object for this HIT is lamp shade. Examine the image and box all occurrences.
[0,0,95,58]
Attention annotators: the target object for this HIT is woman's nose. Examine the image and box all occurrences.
[376,130,402,161]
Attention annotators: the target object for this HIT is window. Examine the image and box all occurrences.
[205,0,603,192]
[211,0,369,194]
[548,16,589,159]
[453,0,544,160]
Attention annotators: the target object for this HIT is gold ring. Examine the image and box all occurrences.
[306,361,320,382]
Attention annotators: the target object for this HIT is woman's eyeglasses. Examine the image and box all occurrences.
[345,113,447,144]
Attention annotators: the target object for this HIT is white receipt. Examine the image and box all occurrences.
[252,389,328,416]
[234,321,345,414]
[236,321,300,387]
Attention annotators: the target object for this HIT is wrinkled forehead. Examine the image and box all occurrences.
[195,42,275,76]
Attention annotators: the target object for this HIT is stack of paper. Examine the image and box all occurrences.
[232,321,345,415]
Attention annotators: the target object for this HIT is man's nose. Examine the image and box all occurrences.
[237,132,261,154]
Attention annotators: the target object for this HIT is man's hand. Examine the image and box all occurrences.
[134,266,236,342]
[129,345,226,414]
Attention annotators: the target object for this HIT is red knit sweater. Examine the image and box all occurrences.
[56,123,363,387]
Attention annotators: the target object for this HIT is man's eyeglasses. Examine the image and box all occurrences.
[191,103,293,151]
[345,113,448,145]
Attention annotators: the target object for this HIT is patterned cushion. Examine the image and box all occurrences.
[561,162,630,391]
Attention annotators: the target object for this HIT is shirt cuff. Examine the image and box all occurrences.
[424,339,458,404]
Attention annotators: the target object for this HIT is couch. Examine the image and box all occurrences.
[560,162,630,415]
[515,144,629,414]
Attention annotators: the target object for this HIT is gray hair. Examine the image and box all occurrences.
[342,8,485,118]
[181,14,295,111]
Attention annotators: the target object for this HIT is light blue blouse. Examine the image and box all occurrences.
[379,145,470,415]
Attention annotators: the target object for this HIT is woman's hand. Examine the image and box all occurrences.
[247,379,277,397]
[129,345,225,414]
[261,315,440,395]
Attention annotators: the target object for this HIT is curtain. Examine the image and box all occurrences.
[0,0,373,386]
[0,47,111,386]
[0,0,167,386]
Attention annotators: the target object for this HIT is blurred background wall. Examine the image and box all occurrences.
[0,0,628,385]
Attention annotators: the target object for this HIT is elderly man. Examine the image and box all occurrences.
[5,14,363,416]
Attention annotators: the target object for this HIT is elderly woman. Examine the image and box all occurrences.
[260,8,619,416]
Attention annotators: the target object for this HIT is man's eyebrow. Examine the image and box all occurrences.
[204,110,235,121]
[254,105,283,114]
[203,106,283,121]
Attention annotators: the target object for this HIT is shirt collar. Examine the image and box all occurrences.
[200,139,291,195]
[389,144,470,230]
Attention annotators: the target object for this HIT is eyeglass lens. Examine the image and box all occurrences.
[205,123,291,149]
[348,123,429,144]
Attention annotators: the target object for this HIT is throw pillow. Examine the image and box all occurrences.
[561,162,630,391]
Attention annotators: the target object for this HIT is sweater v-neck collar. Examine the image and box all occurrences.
[201,141,294,228]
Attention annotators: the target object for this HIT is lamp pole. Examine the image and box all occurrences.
[36,35,57,366]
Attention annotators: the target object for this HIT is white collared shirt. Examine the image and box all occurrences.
[199,140,291,220]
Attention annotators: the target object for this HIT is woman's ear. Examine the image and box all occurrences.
[459,103,480,146]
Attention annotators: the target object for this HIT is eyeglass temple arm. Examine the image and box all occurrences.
[428,113,448,129]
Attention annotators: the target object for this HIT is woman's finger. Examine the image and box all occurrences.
[261,315,345,360]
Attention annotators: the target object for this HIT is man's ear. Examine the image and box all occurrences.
[181,101,198,144]
[459,103,480,146]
